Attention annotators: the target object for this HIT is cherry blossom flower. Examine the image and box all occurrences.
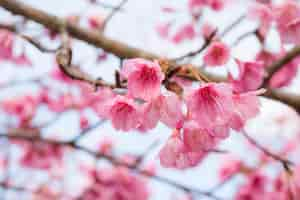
[248,2,273,38]
[159,129,206,169]
[219,157,243,181]
[207,0,226,11]
[183,121,217,152]
[269,57,299,88]
[172,23,196,44]
[201,22,217,40]
[138,101,160,132]
[203,41,230,66]
[274,1,300,44]
[121,58,164,101]
[81,167,149,200]
[229,60,265,93]
[106,95,140,131]
[158,92,184,129]
[0,29,14,62]
[185,83,234,129]
[88,14,104,30]
[156,22,172,39]
[20,142,63,170]
[229,90,262,131]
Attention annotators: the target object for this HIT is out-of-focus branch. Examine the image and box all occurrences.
[1,0,300,112]
[0,23,59,53]
[0,132,222,200]
[100,0,128,31]
[242,130,294,171]
[173,30,217,62]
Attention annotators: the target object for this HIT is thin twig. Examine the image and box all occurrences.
[100,0,128,31]
[242,130,294,169]
[0,132,223,200]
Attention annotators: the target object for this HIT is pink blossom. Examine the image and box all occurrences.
[138,101,160,132]
[274,1,300,44]
[20,142,63,170]
[81,167,149,200]
[80,114,89,129]
[229,60,265,93]
[91,87,116,118]
[156,22,171,39]
[183,121,217,152]
[158,92,184,129]
[188,0,207,15]
[248,2,273,38]
[283,18,300,45]
[269,58,299,88]
[203,41,230,66]
[172,23,196,44]
[229,90,262,131]
[106,95,140,131]
[219,157,242,181]
[0,29,14,62]
[207,0,226,11]
[159,130,206,169]
[185,83,234,129]
[201,22,217,40]
[121,58,164,101]
[88,14,104,29]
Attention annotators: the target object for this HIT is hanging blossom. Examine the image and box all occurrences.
[91,58,262,169]
[274,0,300,45]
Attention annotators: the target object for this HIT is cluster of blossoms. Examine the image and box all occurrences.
[83,58,262,169]
[80,167,149,200]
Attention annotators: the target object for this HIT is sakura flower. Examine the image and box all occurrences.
[172,23,196,44]
[88,14,104,29]
[159,130,206,169]
[207,0,226,11]
[0,29,14,62]
[158,92,184,129]
[203,41,230,66]
[282,18,300,45]
[188,0,206,16]
[91,87,116,118]
[81,167,149,200]
[229,60,265,93]
[183,121,217,152]
[121,58,164,101]
[219,157,243,181]
[269,57,299,88]
[20,142,63,170]
[156,22,171,39]
[248,2,273,38]
[106,95,140,131]
[201,22,217,40]
[138,101,160,132]
[274,1,300,44]
[185,83,234,129]
[229,90,262,131]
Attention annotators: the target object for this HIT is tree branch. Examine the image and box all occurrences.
[0,131,222,200]
[1,0,300,112]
